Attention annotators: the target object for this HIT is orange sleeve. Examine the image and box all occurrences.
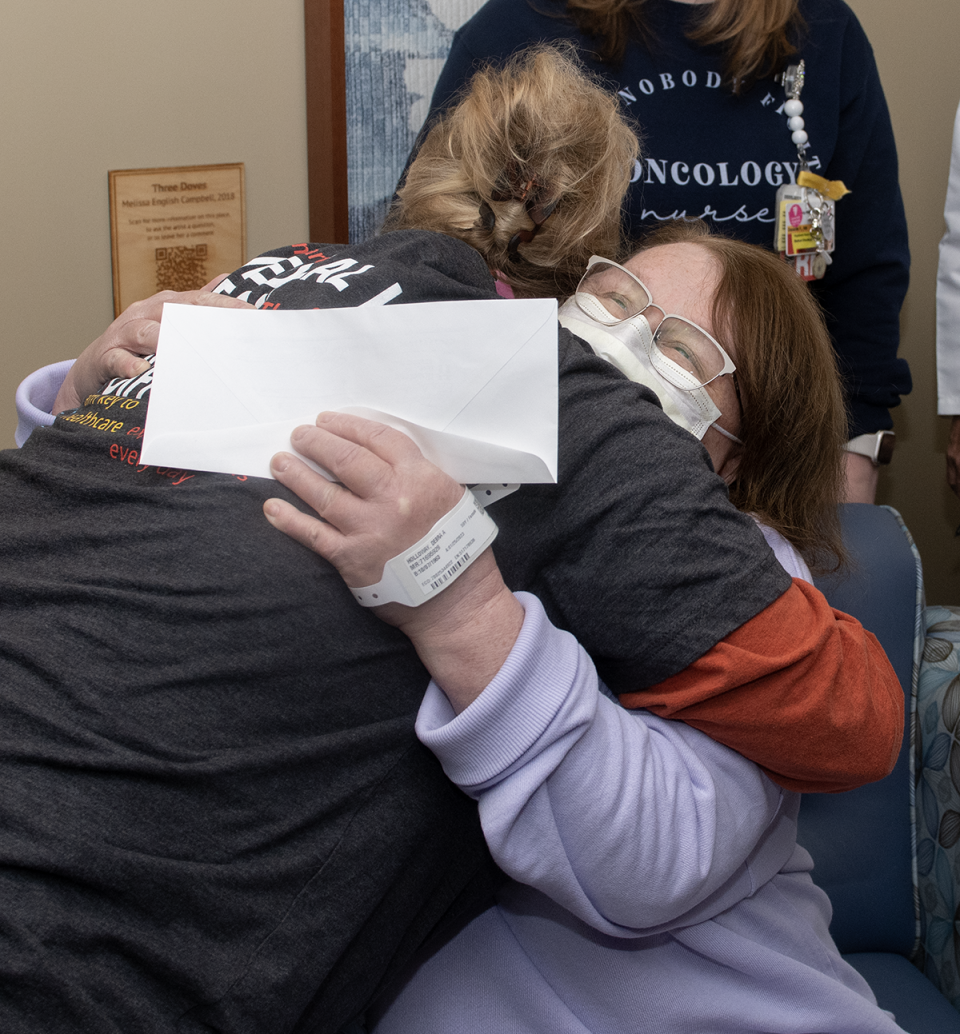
[617,579,903,794]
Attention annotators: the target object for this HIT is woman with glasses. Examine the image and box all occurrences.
[263,229,898,1032]
[560,219,847,574]
[419,0,911,505]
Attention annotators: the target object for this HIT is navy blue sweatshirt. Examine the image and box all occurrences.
[426,0,911,437]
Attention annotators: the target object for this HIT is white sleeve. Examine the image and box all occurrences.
[15,360,74,446]
[753,520,813,583]
[938,101,960,415]
[416,592,794,937]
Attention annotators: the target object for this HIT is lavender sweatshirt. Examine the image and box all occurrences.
[370,589,905,1033]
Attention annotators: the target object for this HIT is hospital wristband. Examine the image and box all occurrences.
[348,488,498,607]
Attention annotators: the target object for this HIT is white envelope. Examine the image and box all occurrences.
[140,298,558,483]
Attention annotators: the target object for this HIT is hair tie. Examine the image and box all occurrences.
[506,196,559,263]
[478,200,496,231]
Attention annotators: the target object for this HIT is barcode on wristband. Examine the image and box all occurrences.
[428,551,471,593]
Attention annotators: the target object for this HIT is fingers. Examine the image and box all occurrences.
[103,346,152,381]
[117,281,253,326]
[268,448,385,552]
[287,413,462,517]
[312,412,425,468]
[201,273,230,292]
[60,280,255,416]
[265,457,385,585]
[294,412,452,498]
[270,450,346,520]
[262,496,342,560]
[266,415,466,590]
[288,421,396,501]
[119,286,252,348]
[119,290,199,325]
[195,291,255,310]
[108,316,160,358]
[106,284,254,364]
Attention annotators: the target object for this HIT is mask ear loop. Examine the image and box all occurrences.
[712,371,744,445]
[712,422,743,446]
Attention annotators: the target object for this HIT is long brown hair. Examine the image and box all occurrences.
[630,222,847,570]
[383,44,639,299]
[558,0,805,93]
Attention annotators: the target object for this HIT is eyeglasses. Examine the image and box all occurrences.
[574,257,737,390]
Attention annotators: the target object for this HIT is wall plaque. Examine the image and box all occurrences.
[109,163,245,316]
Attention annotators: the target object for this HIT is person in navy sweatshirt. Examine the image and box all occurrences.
[422,0,911,502]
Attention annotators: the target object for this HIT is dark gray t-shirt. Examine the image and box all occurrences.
[0,230,788,1032]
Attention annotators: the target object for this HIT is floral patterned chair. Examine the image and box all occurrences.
[916,603,960,1006]
[800,503,960,1032]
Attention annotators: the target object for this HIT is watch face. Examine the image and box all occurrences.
[877,432,895,465]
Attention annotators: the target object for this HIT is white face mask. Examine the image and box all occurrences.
[558,297,724,441]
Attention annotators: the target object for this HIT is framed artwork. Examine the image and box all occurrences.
[304,0,486,244]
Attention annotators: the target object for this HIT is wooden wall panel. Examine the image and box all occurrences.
[304,0,348,243]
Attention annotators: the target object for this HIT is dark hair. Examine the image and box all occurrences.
[631,221,847,570]
[556,0,805,93]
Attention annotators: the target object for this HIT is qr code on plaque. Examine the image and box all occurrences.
[155,244,208,293]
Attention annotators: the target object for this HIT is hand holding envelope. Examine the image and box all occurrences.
[140,298,558,484]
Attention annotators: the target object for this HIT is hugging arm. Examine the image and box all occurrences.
[266,414,792,933]
[268,411,902,795]
[619,580,902,792]
[15,280,252,445]
[416,595,792,934]
[265,413,524,711]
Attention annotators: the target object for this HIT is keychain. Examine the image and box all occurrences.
[774,61,849,281]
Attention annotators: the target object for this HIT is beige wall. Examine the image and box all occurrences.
[847,0,960,605]
[3,0,959,603]
[0,0,308,443]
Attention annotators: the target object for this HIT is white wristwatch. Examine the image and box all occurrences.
[843,430,895,466]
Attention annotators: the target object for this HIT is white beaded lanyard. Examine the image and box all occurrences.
[773,60,849,281]
[782,61,810,155]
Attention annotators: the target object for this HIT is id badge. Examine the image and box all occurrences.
[774,184,836,279]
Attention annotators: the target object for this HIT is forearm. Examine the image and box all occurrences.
[417,592,790,934]
[389,549,524,712]
[842,450,879,505]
